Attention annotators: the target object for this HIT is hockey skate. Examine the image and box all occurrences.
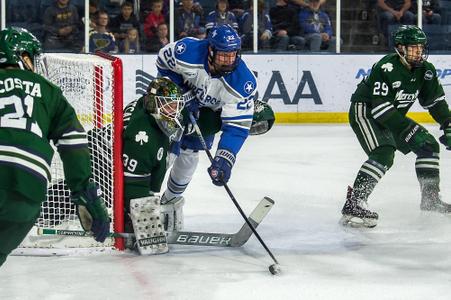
[420,184,451,214]
[340,186,379,228]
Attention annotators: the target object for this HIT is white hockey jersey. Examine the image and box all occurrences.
[156,37,257,156]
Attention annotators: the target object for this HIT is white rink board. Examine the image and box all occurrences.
[117,54,451,113]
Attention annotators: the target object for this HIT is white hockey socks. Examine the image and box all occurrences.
[160,196,185,232]
[130,196,168,255]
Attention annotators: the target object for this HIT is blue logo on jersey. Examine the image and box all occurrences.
[244,81,255,94]
[176,42,187,54]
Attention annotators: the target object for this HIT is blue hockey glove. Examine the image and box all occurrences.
[71,182,110,243]
[439,119,451,150]
[184,91,199,119]
[400,122,437,156]
[207,149,235,186]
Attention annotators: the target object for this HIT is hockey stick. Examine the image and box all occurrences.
[188,113,281,275]
[36,197,274,248]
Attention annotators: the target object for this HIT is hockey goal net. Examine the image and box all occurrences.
[18,52,124,252]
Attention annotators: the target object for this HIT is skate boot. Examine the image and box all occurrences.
[420,184,451,213]
[340,186,379,228]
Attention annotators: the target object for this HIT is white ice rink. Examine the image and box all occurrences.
[2,124,451,300]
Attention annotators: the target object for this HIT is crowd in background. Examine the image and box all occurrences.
[4,0,451,54]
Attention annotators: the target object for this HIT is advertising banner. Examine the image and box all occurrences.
[118,54,451,122]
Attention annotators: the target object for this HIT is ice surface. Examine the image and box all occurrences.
[1,125,451,300]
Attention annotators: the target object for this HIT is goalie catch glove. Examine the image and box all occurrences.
[207,149,235,186]
[439,118,451,150]
[71,182,110,242]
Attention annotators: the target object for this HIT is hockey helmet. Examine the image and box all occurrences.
[207,24,241,76]
[249,100,275,135]
[393,25,428,67]
[144,77,185,141]
[0,27,42,71]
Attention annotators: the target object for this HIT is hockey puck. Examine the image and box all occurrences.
[269,264,281,275]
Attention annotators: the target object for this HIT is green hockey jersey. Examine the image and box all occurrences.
[351,54,450,130]
[0,68,92,202]
[122,97,170,200]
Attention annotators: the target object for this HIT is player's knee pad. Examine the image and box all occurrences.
[160,196,185,232]
[170,148,199,182]
[369,146,395,170]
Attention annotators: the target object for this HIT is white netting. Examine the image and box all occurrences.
[18,53,120,249]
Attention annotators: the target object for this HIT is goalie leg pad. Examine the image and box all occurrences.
[130,196,168,255]
[160,196,185,232]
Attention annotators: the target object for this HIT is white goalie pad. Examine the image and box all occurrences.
[130,196,168,255]
[160,196,185,232]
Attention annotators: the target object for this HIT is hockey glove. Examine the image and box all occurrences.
[439,119,451,150]
[400,122,437,156]
[184,91,199,119]
[71,182,110,243]
[207,149,235,186]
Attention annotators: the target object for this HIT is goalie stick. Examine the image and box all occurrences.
[37,196,274,248]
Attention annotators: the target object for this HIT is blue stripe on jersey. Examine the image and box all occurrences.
[218,124,249,156]
[222,115,253,121]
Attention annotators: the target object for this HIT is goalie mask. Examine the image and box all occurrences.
[393,25,428,68]
[250,100,275,135]
[0,27,42,71]
[144,78,185,141]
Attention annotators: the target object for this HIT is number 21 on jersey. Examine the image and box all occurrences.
[0,95,43,137]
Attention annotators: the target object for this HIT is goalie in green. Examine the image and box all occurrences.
[341,25,451,228]
[0,27,110,267]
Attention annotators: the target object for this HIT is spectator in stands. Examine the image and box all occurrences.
[110,1,140,45]
[377,0,415,42]
[269,0,301,51]
[175,0,202,38]
[289,0,326,9]
[42,0,83,52]
[144,0,166,41]
[87,0,100,31]
[6,0,42,39]
[205,0,239,32]
[240,0,273,51]
[410,0,441,24]
[118,27,140,53]
[89,10,117,53]
[140,0,173,21]
[296,0,340,51]
[228,0,250,18]
[145,22,169,53]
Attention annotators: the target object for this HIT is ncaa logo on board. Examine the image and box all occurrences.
[157,147,164,161]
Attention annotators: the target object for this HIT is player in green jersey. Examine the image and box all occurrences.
[341,25,451,228]
[0,27,110,266]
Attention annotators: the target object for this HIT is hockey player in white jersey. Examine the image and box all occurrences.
[156,24,257,223]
